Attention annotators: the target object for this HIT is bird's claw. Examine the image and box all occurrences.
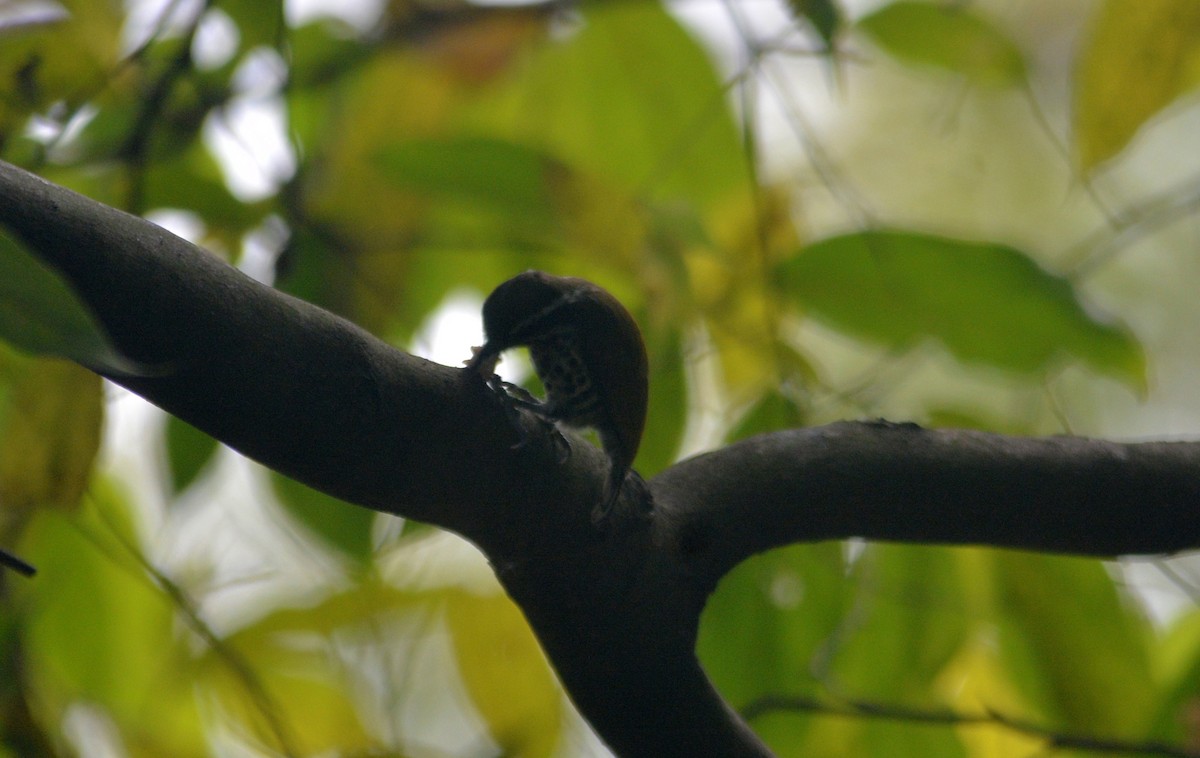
[482,375,571,463]
[484,375,529,446]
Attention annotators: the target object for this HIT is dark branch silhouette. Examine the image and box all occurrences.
[743,695,1200,758]
[2,159,1198,757]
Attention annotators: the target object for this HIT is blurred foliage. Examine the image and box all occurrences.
[857,1,1027,88]
[0,232,150,374]
[1073,0,1200,171]
[1,0,1200,756]
[776,230,1144,386]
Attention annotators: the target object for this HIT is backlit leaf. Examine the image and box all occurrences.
[0,0,122,137]
[0,232,147,375]
[777,230,1144,387]
[270,470,375,568]
[446,590,563,757]
[698,542,848,754]
[376,136,557,229]
[1147,610,1200,744]
[198,635,373,756]
[219,0,284,51]
[164,415,219,494]
[830,546,971,698]
[0,359,101,511]
[857,2,1026,87]
[475,2,749,209]
[990,552,1155,732]
[636,327,687,476]
[18,488,206,757]
[729,390,808,443]
[1073,0,1200,170]
[786,0,843,50]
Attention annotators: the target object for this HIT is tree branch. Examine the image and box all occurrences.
[0,159,560,534]
[656,420,1200,587]
[743,694,1200,758]
[0,159,770,756]
[5,158,1200,758]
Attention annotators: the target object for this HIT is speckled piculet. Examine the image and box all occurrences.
[467,271,651,523]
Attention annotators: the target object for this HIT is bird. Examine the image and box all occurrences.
[467,271,651,523]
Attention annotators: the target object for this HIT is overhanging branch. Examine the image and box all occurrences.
[5,158,1200,758]
[657,421,1200,587]
[0,160,546,532]
[0,159,772,757]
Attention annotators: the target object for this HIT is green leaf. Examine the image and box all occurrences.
[809,546,973,757]
[1073,0,1200,170]
[1148,610,1200,744]
[729,390,808,443]
[141,149,269,236]
[699,543,847,708]
[474,2,749,209]
[0,0,122,136]
[445,590,564,757]
[777,230,1145,387]
[636,327,687,476]
[18,487,206,757]
[0,231,148,374]
[219,0,284,50]
[786,0,843,50]
[270,471,375,568]
[699,543,855,756]
[208,582,431,754]
[990,552,1155,732]
[857,2,1026,87]
[164,415,219,494]
[272,226,347,315]
[376,136,558,228]
[831,546,971,698]
[0,359,102,511]
[199,626,373,756]
[286,19,369,90]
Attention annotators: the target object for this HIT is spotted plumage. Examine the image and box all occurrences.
[468,271,650,523]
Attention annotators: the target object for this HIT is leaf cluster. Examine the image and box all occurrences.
[1,1,1200,756]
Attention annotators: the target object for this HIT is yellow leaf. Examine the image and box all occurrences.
[19,495,208,758]
[300,52,460,267]
[199,630,374,756]
[552,169,650,271]
[936,642,1043,757]
[0,359,102,511]
[688,186,800,400]
[0,0,122,127]
[445,590,563,757]
[1074,0,1200,170]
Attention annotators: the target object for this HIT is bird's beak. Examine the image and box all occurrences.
[466,343,501,377]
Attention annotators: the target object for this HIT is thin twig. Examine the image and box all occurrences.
[744,694,1200,758]
[84,494,302,758]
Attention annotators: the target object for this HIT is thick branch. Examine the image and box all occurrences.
[8,159,1200,758]
[0,160,768,756]
[0,160,562,535]
[656,420,1200,585]
[496,534,771,757]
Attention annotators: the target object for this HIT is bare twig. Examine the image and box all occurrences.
[744,694,1200,758]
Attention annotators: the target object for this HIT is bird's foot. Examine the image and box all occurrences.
[483,376,571,462]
